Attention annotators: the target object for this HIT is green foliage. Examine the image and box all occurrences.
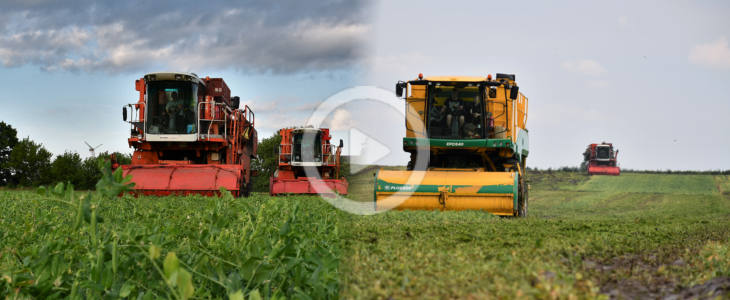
[341,170,730,298]
[0,121,19,185]
[5,137,52,187]
[48,151,85,188]
[78,151,132,190]
[95,160,135,198]
[251,132,282,192]
[1,172,343,299]
[339,156,351,181]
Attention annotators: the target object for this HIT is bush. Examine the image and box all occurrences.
[251,132,282,192]
[0,121,19,185]
[48,151,85,188]
[5,138,52,187]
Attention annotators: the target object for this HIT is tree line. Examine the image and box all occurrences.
[0,121,131,190]
[1,121,350,192]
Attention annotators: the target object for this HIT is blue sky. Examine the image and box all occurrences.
[1,0,729,170]
[0,0,368,159]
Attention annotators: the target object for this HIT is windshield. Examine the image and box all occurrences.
[145,81,198,134]
[427,85,484,139]
[596,146,610,159]
[292,131,322,163]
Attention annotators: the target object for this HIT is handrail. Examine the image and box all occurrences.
[124,103,144,139]
[278,144,292,165]
[243,105,255,128]
[278,143,336,166]
[197,101,229,141]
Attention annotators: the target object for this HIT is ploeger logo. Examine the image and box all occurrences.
[445,142,464,146]
[382,184,414,191]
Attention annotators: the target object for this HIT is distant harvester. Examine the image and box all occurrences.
[583,142,620,176]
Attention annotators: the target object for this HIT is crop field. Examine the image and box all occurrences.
[2,171,730,299]
[0,183,345,299]
[339,171,730,299]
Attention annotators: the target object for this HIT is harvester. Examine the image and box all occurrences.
[583,142,620,175]
[375,73,529,216]
[121,72,257,196]
[270,127,348,195]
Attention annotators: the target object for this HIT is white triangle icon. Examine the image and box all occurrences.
[349,128,391,173]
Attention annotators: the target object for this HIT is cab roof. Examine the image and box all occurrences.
[144,72,206,86]
[423,76,488,82]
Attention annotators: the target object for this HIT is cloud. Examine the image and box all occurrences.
[689,37,730,70]
[0,0,370,73]
[617,16,629,27]
[328,109,354,130]
[561,59,606,76]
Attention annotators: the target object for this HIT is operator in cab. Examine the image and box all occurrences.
[445,89,465,138]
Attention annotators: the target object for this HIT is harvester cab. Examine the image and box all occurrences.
[376,74,530,216]
[583,142,620,175]
[270,127,348,195]
[121,72,258,196]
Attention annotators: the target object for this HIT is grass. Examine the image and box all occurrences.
[2,170,729,299]
[572,173,718,195]
[1,185,344,299]
[340,170,730,299]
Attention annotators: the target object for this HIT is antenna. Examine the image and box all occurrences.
[84,141,103,157]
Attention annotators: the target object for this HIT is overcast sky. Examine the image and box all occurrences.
[0,0,728,170]
[361,0,730,170]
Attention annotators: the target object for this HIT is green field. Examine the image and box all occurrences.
[2,172,730,299]
[0,187,345,299]
[339,171,730,299]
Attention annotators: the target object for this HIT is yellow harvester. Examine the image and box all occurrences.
[375,73,529,216]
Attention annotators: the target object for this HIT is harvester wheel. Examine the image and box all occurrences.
[517,176,528,217]
[406,153,415,171]
[242,179,252,197]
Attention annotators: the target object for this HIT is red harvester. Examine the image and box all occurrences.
[270,127,348,195]
[583,142,620,176]
[121,72,257,196]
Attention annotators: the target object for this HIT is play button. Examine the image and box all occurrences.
[349,128,391,174]
[302,85,430,215]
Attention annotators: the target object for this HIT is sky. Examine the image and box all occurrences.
[0,0,729,170]
[0,0,370,159]
[362,0,730,170]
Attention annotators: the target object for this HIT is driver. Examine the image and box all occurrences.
[166,91,184,132]
[445,89,465,137]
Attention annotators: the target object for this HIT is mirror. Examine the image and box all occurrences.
[510,86,519,100]
[122,107,127,121]
[395,82,404,97]
[339,139,344,148]
[231,96,240,109]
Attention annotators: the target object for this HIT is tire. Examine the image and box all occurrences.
[406,153,415,171]
[242,177,252,197]
[517,174,528,217]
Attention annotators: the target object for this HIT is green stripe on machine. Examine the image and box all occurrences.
[376,179,514,194]
[402,137,516,149]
